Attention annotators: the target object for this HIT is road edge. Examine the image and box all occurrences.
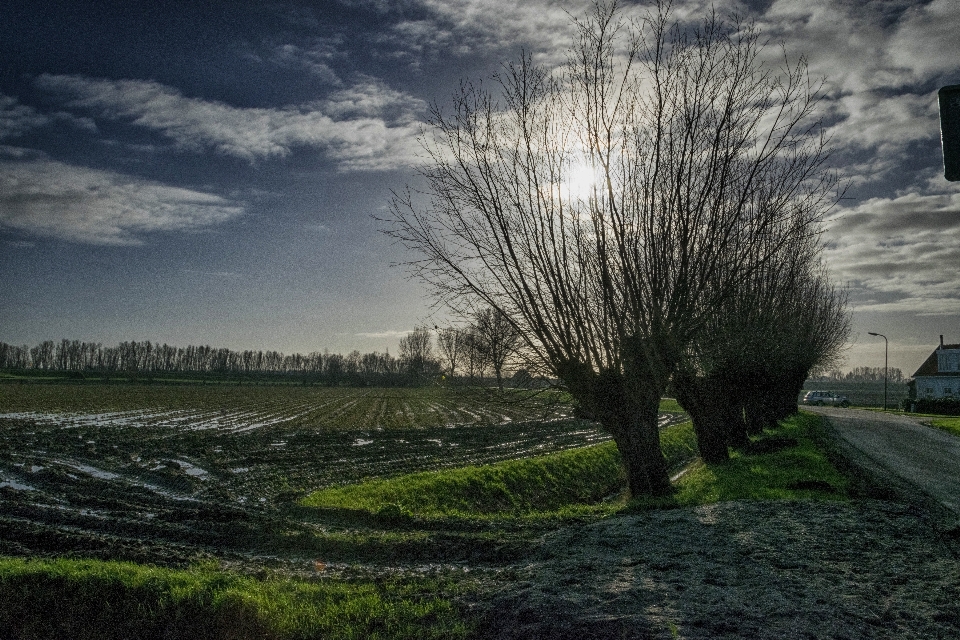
[813,411,960,557]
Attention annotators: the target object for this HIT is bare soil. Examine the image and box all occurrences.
[477,500,960,639]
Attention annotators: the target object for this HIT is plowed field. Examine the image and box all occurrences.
[0,384,681,568]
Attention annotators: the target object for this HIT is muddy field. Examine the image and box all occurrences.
[0,384,676,569]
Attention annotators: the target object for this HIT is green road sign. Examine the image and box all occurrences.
[940,84,960,181]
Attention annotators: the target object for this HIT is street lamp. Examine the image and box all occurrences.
[868,332,888,411]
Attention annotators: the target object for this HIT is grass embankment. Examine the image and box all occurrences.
[302,420,699,520]
[0,557,471,640]
[303,412,845,520]
[654,411,849,508]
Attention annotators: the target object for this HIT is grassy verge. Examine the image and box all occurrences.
[0,557,472,640]
[628,412,849,511]
[302,421,698,521]
[658,397,685,413]
[929,416,960,437]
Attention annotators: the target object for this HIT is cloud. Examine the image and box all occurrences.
[826,91,938,154]
[745,0,956,187]
[825,191,960,315]
[0,159,243,245]
[0,95,49,140]
[34,74,426,170]
[369,0,592,67]
[886,0,960,83]
[354,329,411,338]
[321,78,424,120]
[269,41,343,85]
[182,269,243,279]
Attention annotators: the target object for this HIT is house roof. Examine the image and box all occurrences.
[912,344,960,377]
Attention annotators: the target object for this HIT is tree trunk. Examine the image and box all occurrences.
[675,372,751,461]
[605,388,672,497]
[559,361,672,498]
[674,374,729,463]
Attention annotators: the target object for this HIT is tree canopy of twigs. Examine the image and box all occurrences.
[384,0,843,496]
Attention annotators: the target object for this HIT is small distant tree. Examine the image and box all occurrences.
[435,326,465,378]
[471,307,522,393]
[461,327,488,382]
[398,325,435,380]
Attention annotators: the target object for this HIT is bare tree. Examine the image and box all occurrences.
[460,326,489,383]
[398,325,436,379]
[675,246,851,462]
[471,307,522,393]
[435,325,465,378]
[385,1,838,496]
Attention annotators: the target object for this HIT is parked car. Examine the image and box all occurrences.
[802,390,850,407]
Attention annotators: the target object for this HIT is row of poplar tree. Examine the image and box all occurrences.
[0,307,526,388]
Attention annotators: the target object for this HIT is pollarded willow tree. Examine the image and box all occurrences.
[385,1,840,497]
[675,246,851,462]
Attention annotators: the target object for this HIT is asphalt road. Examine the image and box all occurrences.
[809,406,960,514]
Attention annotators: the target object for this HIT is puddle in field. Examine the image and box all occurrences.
[0,477,36,491]
[60,461,120,480]
[171,460,209,478]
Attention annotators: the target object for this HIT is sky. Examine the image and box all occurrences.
[1,0,958,376]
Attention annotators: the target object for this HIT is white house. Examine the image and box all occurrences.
[912,336,960,399]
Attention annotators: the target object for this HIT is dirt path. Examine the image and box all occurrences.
[807,407,960,514]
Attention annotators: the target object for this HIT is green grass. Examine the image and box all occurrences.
[638,412,848,509]
[302,421,698,520]
[929,416,960,437]
[0,557,472,640]
[302,442,626,519]
[658,397,684,413]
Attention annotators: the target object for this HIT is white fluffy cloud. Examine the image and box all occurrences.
[0,159,243,245]
[886,0,960,83]
[753,0,955,181]
[369,0,594,67]
[34,74,426,170]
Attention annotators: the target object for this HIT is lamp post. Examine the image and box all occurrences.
[868,332,888,411]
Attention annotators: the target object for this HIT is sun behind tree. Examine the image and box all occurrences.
[385,0,842,497]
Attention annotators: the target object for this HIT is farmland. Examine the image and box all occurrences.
[0,383,686,570]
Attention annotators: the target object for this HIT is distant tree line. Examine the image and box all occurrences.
[0,338,419,385]
[0,308,527,389]
[809,367,905,384]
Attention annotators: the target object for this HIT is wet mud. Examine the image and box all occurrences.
[0,386,636,570]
